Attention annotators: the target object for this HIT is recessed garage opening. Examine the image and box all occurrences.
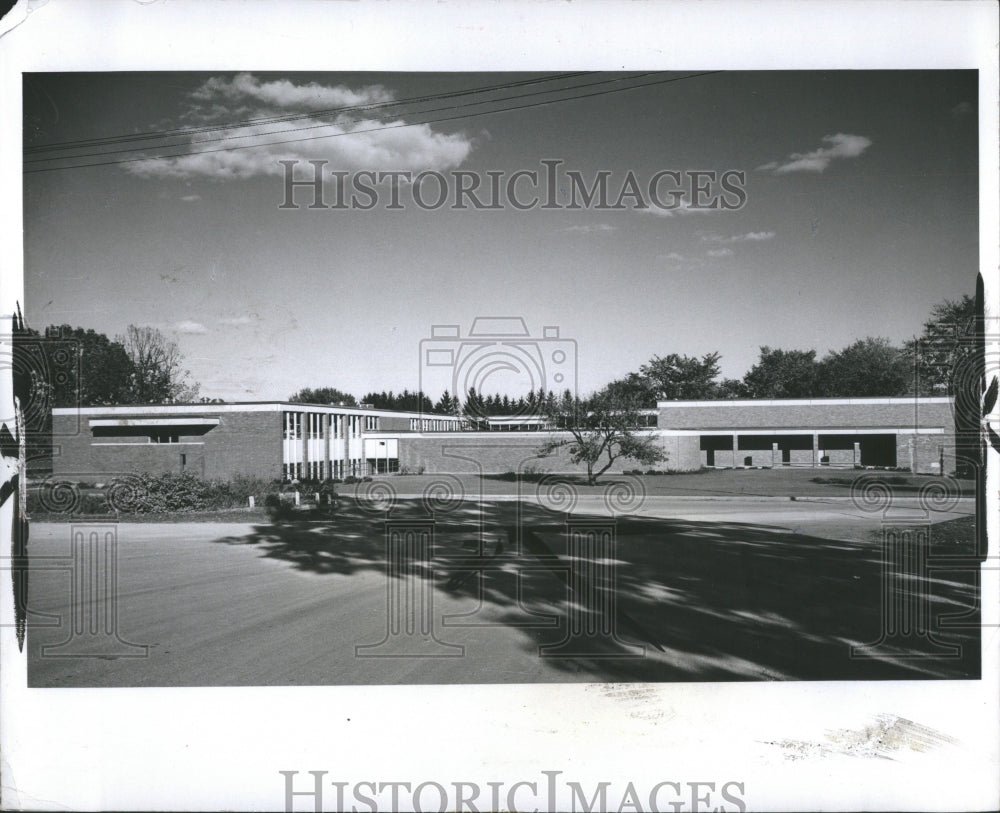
[700,435,734,467]
[814,433,897,467]
[858,434,897,467]
[774,434,813,465]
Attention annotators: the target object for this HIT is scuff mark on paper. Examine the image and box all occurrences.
[763,714,959,761]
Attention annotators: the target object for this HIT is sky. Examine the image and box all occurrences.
[22,70,979,402]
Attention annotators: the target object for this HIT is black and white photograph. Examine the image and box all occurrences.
[2,1,998,811]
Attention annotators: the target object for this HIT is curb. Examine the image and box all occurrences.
[352,493,976,504]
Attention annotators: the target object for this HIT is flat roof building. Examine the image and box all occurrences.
[657,396,956,474]
[48,396,958,481]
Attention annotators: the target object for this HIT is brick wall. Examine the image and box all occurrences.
[896,433,952,475]
[397,432,697,474]
[659,399,954,431]
[51,409,282,481]
[380,416,412,431]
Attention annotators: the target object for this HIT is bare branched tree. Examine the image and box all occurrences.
[119,325,200,403]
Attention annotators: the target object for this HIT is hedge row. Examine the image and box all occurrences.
[28,472,286,515]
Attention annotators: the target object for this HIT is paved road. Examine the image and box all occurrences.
[26,498,977,686]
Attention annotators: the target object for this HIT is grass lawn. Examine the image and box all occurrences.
[375,467,975,498]
[26,467,974,522]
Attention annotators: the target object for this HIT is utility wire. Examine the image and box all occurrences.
[25,72,593,154]
[23,71,720,175]
[25,72,668,165]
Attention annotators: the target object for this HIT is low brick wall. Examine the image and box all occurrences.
[397,432,701,474]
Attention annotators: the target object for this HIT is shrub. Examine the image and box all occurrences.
[27,490,112,515]
[227,474,280,503]
[266,499,296,521]
[30,473,288,515]
[79,493,111,514]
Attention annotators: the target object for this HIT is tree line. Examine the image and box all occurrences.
[27,323,200,407]
[606,294,974,405]
[291,292,975,414]
[536,292,979,484]
[28,291,973,411]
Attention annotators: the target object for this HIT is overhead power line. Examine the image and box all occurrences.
[25,72,593,154]
[24,72,669,166]
[23,71,720,175]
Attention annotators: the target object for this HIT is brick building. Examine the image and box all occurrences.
[50,402,464,481]
[658,397,955,474]
[48,396,956,481]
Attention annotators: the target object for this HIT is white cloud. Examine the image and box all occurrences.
[565,223,616,234]
[758,133,872,174]
[173,320,208,334]
[657,252,704,268]
[219,314,259,326]
[950,101,974,120]
[190,73,394,111]
[128,74,473,180]
[640,197,726,218]
[180,194,201,202]
[706,248,733,257]
[702,230,776,244]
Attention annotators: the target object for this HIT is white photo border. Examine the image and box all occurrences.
[1,1,997,811]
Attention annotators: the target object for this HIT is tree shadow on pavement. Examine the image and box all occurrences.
[214,499,980,682]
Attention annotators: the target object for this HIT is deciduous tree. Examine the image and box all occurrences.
[289,387,357,405]
[537,388,666,484]
[818,337,909,397]
[119,325,199,403]
[742,347,820,399]
[640,352,721,400]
